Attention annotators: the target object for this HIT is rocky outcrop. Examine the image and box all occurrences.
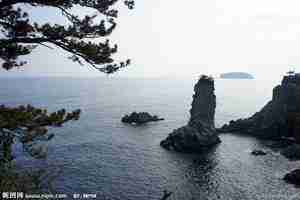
[121,112,164,125]
[283,169,300,185]
[281,144,300,160]
[218,74,300,140]
[160,75,221,153]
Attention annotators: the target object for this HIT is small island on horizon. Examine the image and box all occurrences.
[220,72,254,79]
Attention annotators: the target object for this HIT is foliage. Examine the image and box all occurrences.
[0,0,135,194]
[199,74,214,82]
[0,104,80,164]
[0,0,134,165]
[0,166,42,192]
[0,163,60,193]
[0,0,134,73]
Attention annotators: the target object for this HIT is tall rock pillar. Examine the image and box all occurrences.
[188,77,216,131]
[160,75,221,153]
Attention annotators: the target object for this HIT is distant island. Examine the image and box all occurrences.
[220,72,254,79]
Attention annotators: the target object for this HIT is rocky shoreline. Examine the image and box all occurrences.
[216,74,300,186]
[159,74,300,185]
[217,74,300,141]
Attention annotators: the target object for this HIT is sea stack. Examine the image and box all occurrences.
[160,75,221,153]
[121,112,164,125]
[218,73,300,141]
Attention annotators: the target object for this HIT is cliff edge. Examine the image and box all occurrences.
[218,74,300,140]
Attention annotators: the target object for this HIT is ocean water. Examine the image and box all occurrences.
[1,77,300,200]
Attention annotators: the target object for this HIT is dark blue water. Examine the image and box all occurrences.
[1,77,300,200]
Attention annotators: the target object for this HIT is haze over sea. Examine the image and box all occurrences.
[1,77,300,200]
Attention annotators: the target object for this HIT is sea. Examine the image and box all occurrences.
[1,77,300,200]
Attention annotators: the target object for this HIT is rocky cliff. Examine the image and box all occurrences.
[218,74,300,139]
[160,75,221,153]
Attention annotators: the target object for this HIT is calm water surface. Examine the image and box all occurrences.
[1,77,299,200]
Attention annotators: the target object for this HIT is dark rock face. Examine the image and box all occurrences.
[251,149,267,156]
[160,75,221,153]
[218,74,300,140]
[281,144,300,160]
[188,77,216,130]
[121,112,164,125]
[284,169,300,185]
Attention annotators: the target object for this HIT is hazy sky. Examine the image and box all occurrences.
[3,0,300,78]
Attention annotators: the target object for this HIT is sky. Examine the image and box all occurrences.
[2,0,300,79]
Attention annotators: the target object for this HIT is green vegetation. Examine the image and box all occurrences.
[0,0,134,73]
[0,0,134,192]
[0,104,80,163]
[0,0,134,164]
[0,164,54,193]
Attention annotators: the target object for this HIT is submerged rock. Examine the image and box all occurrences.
[251,149,267,156]
[218,74,300,140]
[284,169,300,185]
[121,112,164,125]
[160,75,221,153]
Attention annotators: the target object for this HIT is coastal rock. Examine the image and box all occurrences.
[283,169,300,185]
[121,112,164,125]
[264,139,294,149]
[281,144,300,160]
[218,74,300,140]
[160,75,221,153]
[251,149,267,156]
[188,76,216,130]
